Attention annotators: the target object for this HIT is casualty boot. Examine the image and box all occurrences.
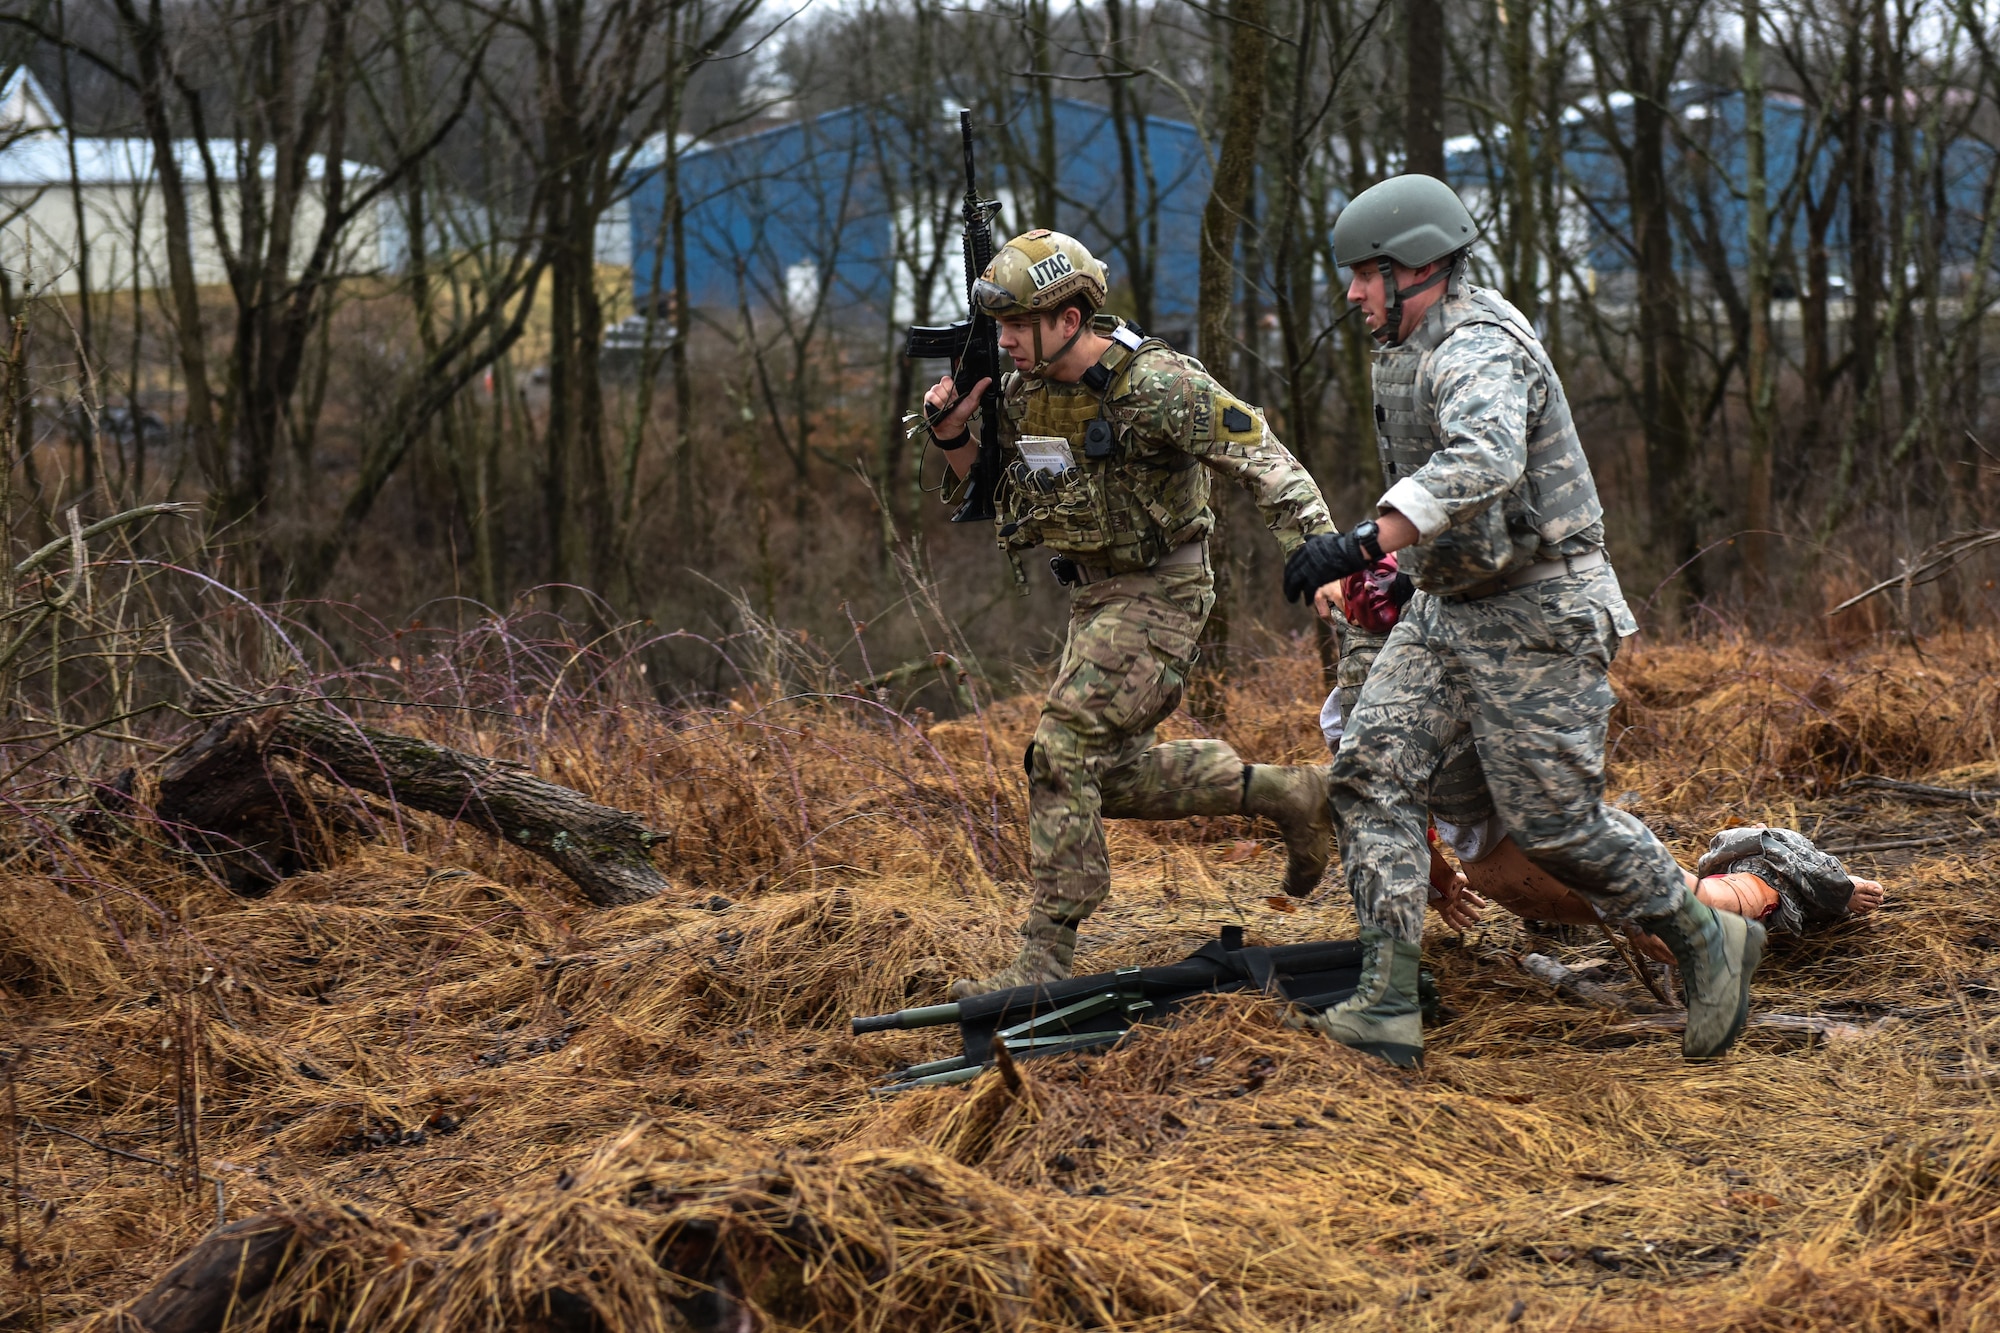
[1638,890,1765,1059]
[1306,927,1423,1068]
[948,912,1078,1000]
[1242,764,1334,898]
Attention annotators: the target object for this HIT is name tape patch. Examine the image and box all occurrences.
[1028,252,1076,290]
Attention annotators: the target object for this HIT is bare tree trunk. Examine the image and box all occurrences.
[1500,0,1538,309]
[1845,3,1883,451]
[1191,0,1269,725]
[109,0,219,487]
[1606,4,1703,618]
[1403,0,1444,176]
[669,119,698,556]
[1797,173,1839,469]
[1028,0,1059,224]
[1742,0,1774,587]
[1101,0,1154,330]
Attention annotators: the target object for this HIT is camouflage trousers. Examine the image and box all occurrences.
[1327,615,1502,831]
[1028,560,1244,925]
[1327,566,1687,942]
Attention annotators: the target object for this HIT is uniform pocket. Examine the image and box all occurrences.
[1036,468,1115,555]
[1073,611,1198,734]
[1537,579,1618,666]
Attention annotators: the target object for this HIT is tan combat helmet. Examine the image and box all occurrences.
[972,230,1111,376]
[974,229,1110,315]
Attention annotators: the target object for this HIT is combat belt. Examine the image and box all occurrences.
[851,924,1439,1092]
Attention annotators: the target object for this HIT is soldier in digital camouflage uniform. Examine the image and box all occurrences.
[921,230,1337,999]
[1281,175,1764,1067]
[1317,578,1884,944]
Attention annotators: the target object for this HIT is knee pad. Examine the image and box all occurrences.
[1023,741,1036,779]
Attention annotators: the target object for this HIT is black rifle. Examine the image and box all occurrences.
[904,110,1004,524]
[849,926,1436,1093]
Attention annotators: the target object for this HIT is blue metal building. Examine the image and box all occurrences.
[1445,88,1997,279]
[625,98,1211,337]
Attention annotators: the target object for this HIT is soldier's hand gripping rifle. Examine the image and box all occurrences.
[904,110,1004,523]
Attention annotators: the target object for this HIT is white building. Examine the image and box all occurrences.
[0,68,391,296]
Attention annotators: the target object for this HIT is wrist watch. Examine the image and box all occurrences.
[1352,519,1384,562]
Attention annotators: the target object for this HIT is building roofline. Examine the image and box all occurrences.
[662,94,1198,169]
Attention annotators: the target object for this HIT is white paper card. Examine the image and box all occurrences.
[1016,434,1076,475]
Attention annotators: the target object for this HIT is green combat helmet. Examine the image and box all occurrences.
[1331,174,1478,346]
[973,229,1110,374]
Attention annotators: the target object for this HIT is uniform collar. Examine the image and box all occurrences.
[1397,279,1473,355]
[1028,319,1147,394]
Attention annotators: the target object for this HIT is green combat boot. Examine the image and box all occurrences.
[948,912,1078,1000]
[1639,891,1765,1059]
[1306,927,1423,1067]
[1242,764,1334,898]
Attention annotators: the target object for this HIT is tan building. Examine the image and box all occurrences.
[0,68,389,297]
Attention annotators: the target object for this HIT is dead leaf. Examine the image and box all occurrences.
[1727,1190,1783,1211]
[1264,896,1298,913]
[1220,839,1262,863]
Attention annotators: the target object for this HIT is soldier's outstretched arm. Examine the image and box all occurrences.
[1141,364,1333,552]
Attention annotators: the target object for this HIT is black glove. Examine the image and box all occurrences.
[1283,521,1384,603]
[1385,568,1415,610]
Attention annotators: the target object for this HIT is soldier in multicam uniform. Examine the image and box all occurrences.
[921,229,1337,999]
[1282,175,1765,1067]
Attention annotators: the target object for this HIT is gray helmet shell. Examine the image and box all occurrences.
[1332,174,1478,269]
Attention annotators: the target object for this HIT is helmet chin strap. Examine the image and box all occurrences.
[1030,312,1089,378]
[1371,256,1455,347]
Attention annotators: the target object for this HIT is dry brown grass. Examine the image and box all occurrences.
[6,628,2000,1331]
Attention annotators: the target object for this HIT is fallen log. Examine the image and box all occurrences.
[117,1212,304,1333]
[156,700,351,894]
[162,679,670,906]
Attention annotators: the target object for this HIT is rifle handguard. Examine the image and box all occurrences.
[904,322,971,360]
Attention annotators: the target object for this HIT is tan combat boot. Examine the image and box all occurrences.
[1242,764,1333,898]
[948,912,1078,1000]
[1637,890,1765,1059]
[1307,927,1423,1067]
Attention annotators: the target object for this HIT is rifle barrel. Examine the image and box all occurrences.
[960,109,976,200]
[850,1002,962,1034]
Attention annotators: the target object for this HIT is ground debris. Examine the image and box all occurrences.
[12,636,2000,1331]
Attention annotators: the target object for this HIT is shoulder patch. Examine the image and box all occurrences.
[1215,397,1261,442]
[1188,393,1212,442]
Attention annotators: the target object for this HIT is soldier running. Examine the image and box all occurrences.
[1317,561,1887,945]
[1283,175,1765,1067]
[921,229,1337,999]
